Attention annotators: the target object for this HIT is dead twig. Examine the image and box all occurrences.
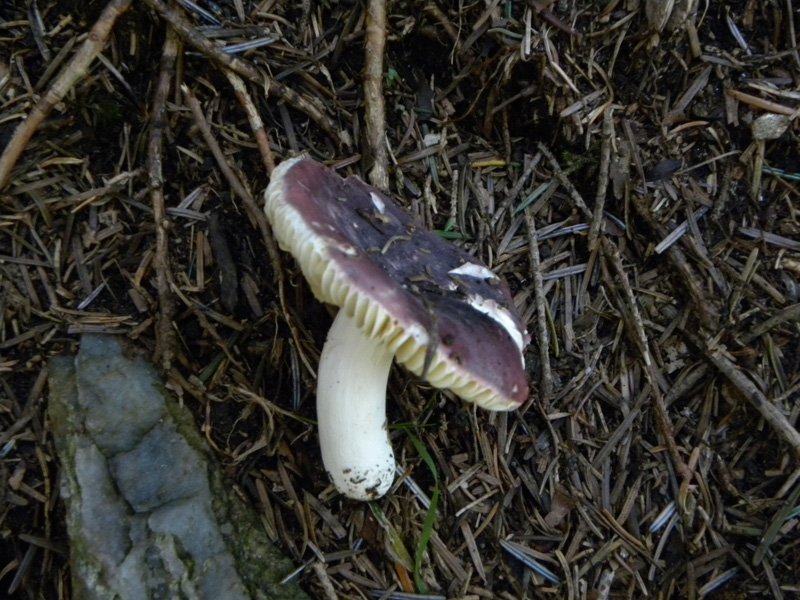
[206,212,239,313]
[631,195,720,330]
[588,108,614,249]
[224,70,275,175]
[311,562,339,600]
[601,238,694,505]
[141,0,351,148]
[787,0,800,69]
[739,302,800,345]
[182,84,259,214]
[149,27,180,370]
[523,207,553,405]
[364,0,389,190]
[181,85,313,378]
[681,324,800,456]
[727,88,800,116]
[529,0,579,36]
[0,0,133,191]
[180,83,283,289]
[537,142,593,221]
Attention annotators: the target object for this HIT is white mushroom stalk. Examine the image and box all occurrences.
[317,310,395,500]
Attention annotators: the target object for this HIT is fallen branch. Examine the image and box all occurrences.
[523,207,554,405]
[182,84,259,215]
[739,302,800,345]
[141,0,351,148]
[0,0,133,191]
[149,28,180,370]
[225,70,275,176]
[181,85,314,376]
[602,238,694,503]
[631,195,720,330]
[537,142,593,221]
[681,324,800,456]
[364,0,389,189]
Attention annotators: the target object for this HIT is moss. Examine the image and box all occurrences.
[162,387,309,600]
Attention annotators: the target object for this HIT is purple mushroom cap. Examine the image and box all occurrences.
[265,157,529,409]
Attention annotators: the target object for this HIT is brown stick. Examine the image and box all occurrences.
[225,70,275,176]
[182,85,260,212]
[150,28,180,370]
[181,86,274,245]
[602,238,694,501]
[739,302,800,345]
[523,207,553,405]
[537,142,593,221]
[0,0,133,191]
[364,0,389,190]
[681,325,800,456]
[181,85,310,373]
[631,195,720,330]
[140,0,350,148]
[727,89,798,116]
[588,108,613,249]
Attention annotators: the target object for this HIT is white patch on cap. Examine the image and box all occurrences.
[370,192,386,214]
[334,242,358,256]
[465,295,526,352]
[449,263,499,281]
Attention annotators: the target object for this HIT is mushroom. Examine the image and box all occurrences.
[264,158,529,500]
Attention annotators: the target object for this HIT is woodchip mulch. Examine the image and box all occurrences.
[2,0,800,598]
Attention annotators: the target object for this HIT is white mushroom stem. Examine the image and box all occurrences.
[317,310,396,500]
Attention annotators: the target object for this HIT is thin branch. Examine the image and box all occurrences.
[787,0,800,69]
[364,0,389,190]
[182,84,258,211]
[682,325,800,456]
[141,0,351,148]
[537,142,593,221]
[588,107,614,249]
[225,70,275,175]
[523,207,553,405]
[150,27,180,369]
[739,302,800,345]
[602,238,694,503]
[181,86,310,377]
[0,0,133,190]
[631,195,720,330]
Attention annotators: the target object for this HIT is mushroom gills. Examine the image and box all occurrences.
[316,309,396,500]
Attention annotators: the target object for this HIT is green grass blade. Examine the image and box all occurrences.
[406,431,439,594]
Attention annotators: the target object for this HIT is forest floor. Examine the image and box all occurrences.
[2,0,800,598]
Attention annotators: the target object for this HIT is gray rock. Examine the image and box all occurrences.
[49,334,309,600]
[74,334,167,456]
[109,420,207,513]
